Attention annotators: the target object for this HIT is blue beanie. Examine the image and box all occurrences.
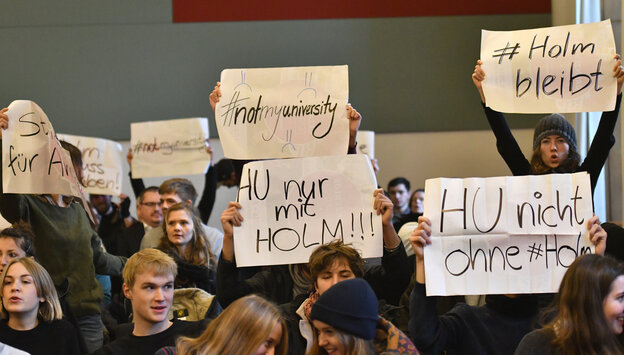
[310,278,378,340]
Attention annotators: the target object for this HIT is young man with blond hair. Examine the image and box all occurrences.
[93,249,206,355]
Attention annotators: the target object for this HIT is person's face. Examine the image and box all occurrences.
[137,191,163,228]
[313,320,346,355]
[410,191,425,215]
[166,210,194,251]
[160,192,183,213]
[2,262,42,319]
[123,271,174,327]
[603,275,624,334]
[0,238,26,274]
[540,135,570,169]
[388,184,410,211]
[254,322,282,355]
[315,258,355,295]
[90,194,112,215]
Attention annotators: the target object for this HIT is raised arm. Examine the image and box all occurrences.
[582,55,624,190]
[364,189,410,304]
[126,148,146,198]
[472,59,531,175]
[346,104,361,154]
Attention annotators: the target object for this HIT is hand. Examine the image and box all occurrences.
[370,158,379,175]
[221,201,243,237]
[209,82,222,112]
[471,59,486,103]
[119,194,131,218]
[346,103,361,149]
[409,216,432,260]
[126,148,133,166]
[0,107,8,139]
[205,138,213,164]
[373,188,393,226]
[613,54,624,95]
[587,215,607,256]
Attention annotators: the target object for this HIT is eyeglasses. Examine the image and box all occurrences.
[140,202,161,208]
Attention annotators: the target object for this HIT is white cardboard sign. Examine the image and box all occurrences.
[233,154,381,267]
[57,134,123,195]
[215,65,349,159]
[481,20,616,113]
[423,173,594,295]
[130,118,210,178]
[2,100,83,198]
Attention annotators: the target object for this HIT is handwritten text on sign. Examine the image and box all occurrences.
[130,118,210,178]
[423,173,593,295]
[233,154,381,267]
[57,134,123,195]
[481,20,616,113]
[216,65,349,159]
[2,100,83,197]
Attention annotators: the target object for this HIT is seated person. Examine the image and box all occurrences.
[93,249,206,355]
[309,278,418,354]
[117,186,163,258]
[219,189,411,353]
[157,295,287,354]
[515,253,624,354]
[157,202,217,294]
[139,179,223,260]
[0,257,81,355]
[0,222,35,274]
[409,215,607,355]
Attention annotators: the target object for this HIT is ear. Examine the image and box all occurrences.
[122,283,132,300]
[185,199,192,205]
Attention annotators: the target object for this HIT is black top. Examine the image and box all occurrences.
[514,328,556,355]
[0,318,81,355]
[92,320,206,355]
[409,283,539,355]
[483,94,622,193]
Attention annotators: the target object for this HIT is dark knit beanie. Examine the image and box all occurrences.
[533,113,577,151]
[310,278,378,340]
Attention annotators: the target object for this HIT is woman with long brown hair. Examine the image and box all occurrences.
[158,202,216,293]
[515,253,624,355]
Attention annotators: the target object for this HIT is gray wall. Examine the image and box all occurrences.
[0,1,550,140]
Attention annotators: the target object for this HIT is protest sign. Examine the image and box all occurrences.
[233,154,381,267]
[57,134,123,195]
[481,19,616,113]
[2,100,83,198]
[423,172,594,295]
[356,130,375,158]
[130,118,210,178]
[215,65,349,159]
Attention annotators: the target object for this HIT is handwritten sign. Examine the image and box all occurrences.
[2,100,83,198]
[57,134,123,195]
[481,20,616,113]
[130,118,210,178]
[233,154,381,267]
[215,65,349,159]
[423,173,593,295]
[356,130,374,158]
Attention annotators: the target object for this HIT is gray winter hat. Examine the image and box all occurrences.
[533,113,577,151]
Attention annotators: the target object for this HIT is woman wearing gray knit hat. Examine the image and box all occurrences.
[308,278,419,355]
[472,54,624,193]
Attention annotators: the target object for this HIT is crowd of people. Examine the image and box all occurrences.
[0,54,623,355]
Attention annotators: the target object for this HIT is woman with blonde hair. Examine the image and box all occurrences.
[0,257,80,355]
[158,202,217,293]
[157,294,287,355]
